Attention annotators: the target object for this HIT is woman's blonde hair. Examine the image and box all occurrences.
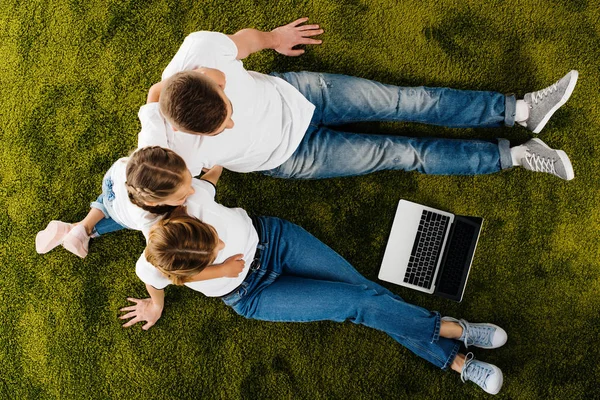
[126,146,188,214]
[145,208,220,285]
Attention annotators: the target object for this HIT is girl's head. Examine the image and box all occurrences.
[126,146,195,214]
[145,209,225,285]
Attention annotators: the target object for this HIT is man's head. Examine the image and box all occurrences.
[159,68,234,136]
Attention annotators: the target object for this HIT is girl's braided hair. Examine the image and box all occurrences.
[145,208,220,285]
[125,146,188,214]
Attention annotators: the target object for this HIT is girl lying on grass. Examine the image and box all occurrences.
[113,148,508,395]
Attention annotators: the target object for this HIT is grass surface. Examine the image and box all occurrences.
[1,0,600,398]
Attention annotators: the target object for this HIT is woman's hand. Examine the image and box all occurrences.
[271,18,324,56]
[219,253,246,277]
[119,297,163,330]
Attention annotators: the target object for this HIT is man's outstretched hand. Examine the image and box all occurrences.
[271,17,324,56]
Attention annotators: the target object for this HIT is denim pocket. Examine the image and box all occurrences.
[221,282,248,307]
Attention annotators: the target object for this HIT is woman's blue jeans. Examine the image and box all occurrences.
[221,217,461,370]
[263,71,514,179]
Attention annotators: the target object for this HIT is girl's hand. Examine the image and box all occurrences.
[119,297,163,330]
[220,253,245,277]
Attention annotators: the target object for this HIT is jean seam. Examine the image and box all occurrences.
[441,341,462,371]
[431,311,441,343]
[403,337,448,368]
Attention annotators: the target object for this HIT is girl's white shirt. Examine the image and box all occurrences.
[103,158,161,233]
[135,178,259,297]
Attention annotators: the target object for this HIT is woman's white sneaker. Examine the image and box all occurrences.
[461,353,503,395]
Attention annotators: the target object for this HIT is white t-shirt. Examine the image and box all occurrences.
[102,158,161,234]
[137,31,315,176]
[135,179,259,297]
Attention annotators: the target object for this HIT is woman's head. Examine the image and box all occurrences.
[126,146,195,214]
[145,210,224,285]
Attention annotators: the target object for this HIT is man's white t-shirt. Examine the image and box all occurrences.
[135,179,259,297]
[137,31,315,176]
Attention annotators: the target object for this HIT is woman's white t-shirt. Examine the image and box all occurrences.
[135,179,259,297]
[137,31,315,176]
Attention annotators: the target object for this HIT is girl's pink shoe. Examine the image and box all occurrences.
[35,221,73,254]
[62,225,90,258]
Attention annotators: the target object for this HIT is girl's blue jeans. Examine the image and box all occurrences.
[263,71,514,179]
[221,216,461,370]
[90,175,127,235]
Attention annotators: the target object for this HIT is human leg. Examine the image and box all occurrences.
[262,125,511,179]
[272,71,514,128]
[35,193,127,257]
[225,217,496,370]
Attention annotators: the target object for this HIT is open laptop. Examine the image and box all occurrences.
[378,200,483,302]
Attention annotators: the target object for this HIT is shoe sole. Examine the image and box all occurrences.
[530,138,575,180]
[35,221,69,254]
[532,70,578,134]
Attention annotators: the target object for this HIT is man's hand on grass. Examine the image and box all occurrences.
[271,17,324,56]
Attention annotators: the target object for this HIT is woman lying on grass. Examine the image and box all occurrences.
[118,148,508,395]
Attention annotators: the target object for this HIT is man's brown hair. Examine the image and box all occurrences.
[159,71,227,134]
[145,209,220,285]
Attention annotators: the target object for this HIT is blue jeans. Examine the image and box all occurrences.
[221,217,461,369]
[90,175,127,236]
[263,71,514,179]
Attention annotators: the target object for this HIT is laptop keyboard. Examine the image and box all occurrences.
[404,210,450,289]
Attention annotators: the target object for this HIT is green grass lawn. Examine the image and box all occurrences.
[1,0,599,398]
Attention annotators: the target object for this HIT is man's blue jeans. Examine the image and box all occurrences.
[221,217,461,369]
[263,71,514,179]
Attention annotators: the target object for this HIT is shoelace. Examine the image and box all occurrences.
[460,353,492,387]
[525,151,558,176]
[531,82,559,104]
[460,319,493,348]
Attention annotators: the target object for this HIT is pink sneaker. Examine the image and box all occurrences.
[62,224,91,258]
[36,221,73,254]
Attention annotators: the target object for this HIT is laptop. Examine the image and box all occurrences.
[378,200,483,302]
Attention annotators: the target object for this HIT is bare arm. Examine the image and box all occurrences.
[147,81,164,103]
[200,165,223,186]
[191,254,245,280]
[228,17,323,59]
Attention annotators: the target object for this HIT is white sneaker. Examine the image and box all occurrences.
[461,353,503,395]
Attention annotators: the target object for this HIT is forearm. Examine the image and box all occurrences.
[190,264,228,281]
[146,82,163,104]
[228,29,277,59]
[201,165,223,186]
[146,284,165,309]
